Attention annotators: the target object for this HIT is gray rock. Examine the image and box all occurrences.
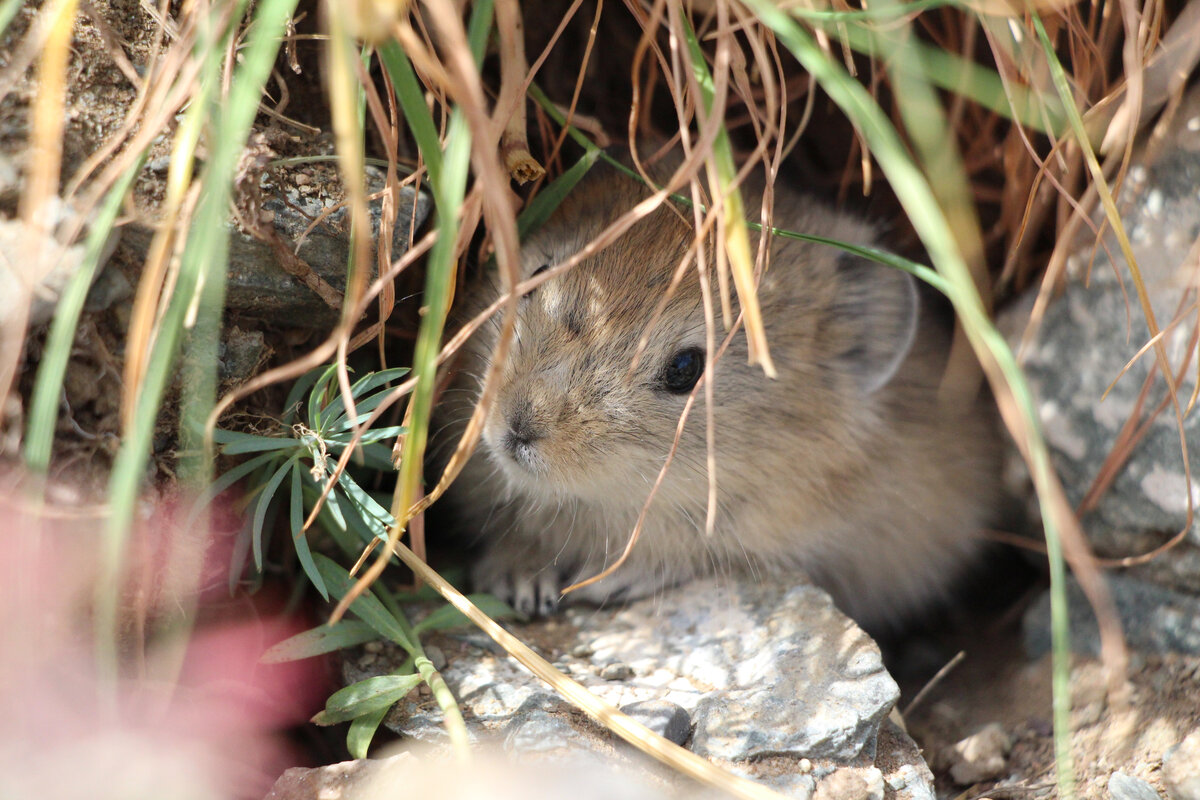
[261,750,677,800]
[262,754,417,800]
[0,200,121,328]
[84,264,131,312]
[999,84,1200,597]
[218,327,269,385]
[1109,771,1163,800]
[600,662,635,681]
[1163,729,1200,800]
[424,644,447,672]
[116,171,431,330]
[504,702,587,755]
[619,700,691,746]
[1023,574,1200,657]
[344,578,933,799]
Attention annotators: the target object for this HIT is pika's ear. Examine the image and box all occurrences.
[832,254,919,395]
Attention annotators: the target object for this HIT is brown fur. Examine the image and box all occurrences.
[433,165,1002,628]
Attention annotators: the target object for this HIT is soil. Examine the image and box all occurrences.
[899,621,1200,798]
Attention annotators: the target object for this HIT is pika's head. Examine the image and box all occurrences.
[470,166,919,507]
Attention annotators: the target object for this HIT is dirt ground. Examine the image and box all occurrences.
[900,621,1200,798]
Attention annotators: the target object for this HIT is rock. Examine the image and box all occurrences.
[262,754,417,800]
[945,723,1011,785]
[600,662,634,681]
[344,578,934,798]
[1109,772,1162,800]
[261,750,675,800]
[619,700,691,746]
[0,201,121,329]
[218,327,269,386]
[1023,574,1200,657]
[998,83,1200,598]
[84,264,131,312]
[813,767,884,800]
[504,697,591,755]
[115,169,431,330]
[424,644,447,672]
[1163,729,1200,800]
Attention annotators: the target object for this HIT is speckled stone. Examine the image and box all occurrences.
[1023,574,1200,657]
[343,578,933,799]
[1000,84,1200,603]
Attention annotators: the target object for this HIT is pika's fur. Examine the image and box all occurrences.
[434,163,1002,628]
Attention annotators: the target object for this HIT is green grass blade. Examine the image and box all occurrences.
[0,0,21,39]
[385,0,491,583]
[518,150,600,239]
[101,0,297,674]
[378,41,443,184]
[466,0,493,63]
[25,157,144,473]
[826,19,1064,134]
[261,619,379,663]
[680,11,773,375]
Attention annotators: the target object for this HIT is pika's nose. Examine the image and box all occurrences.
[502,397,544,461]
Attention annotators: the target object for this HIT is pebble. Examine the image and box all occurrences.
[599,662,634,681]
[424,644,446,672]
[618,700,691,746]
[946,723,1011,785]
[1163,729,1200,800]
[814,766,884,800]
[1108,771,1162,800]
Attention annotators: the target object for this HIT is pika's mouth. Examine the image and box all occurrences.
[481,421,549,479]
[500,430,543,472]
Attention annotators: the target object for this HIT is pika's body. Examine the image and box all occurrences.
[435,164,1001,628]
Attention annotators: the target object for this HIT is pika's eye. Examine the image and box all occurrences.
[660,347,705,394]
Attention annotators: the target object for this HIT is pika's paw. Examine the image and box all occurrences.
[471,552,564,618]
[471,548,670,618]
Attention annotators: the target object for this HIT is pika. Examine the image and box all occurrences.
[434,161,1002,629]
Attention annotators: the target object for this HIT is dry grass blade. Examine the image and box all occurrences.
[4,0,77,405]
[495,0,544,183]
[334,0,526,620]
[324,1,374,450]
[1084,0,1200,152]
